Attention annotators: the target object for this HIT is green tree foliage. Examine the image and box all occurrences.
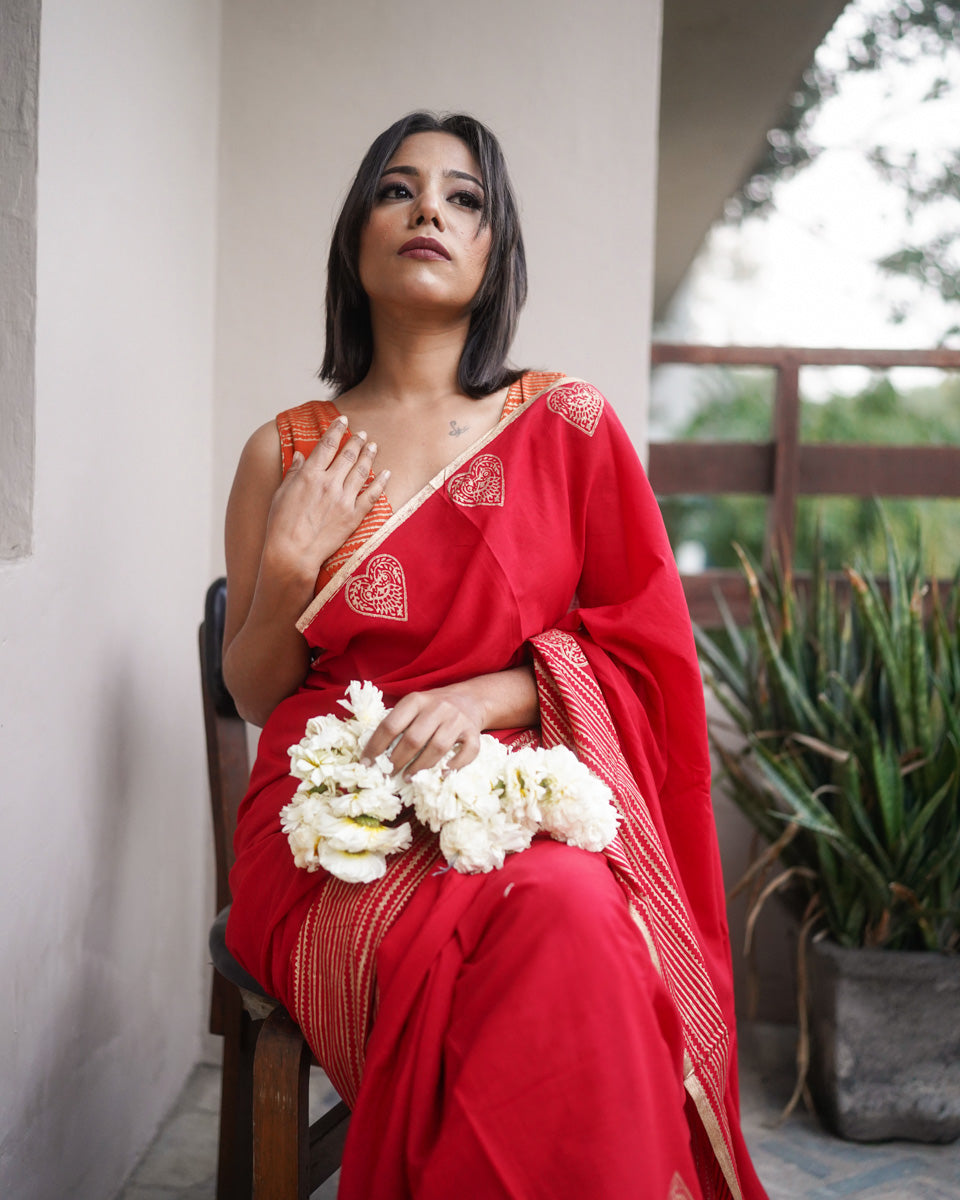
[728,0,960,337]
[659,371,960,573]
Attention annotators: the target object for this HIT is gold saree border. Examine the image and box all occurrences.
[291,824,442,1107]
[685,1066,742,1200]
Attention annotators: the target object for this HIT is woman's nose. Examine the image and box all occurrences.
[413,188,445,231]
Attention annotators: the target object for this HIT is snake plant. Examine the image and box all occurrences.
[696,511,960,953]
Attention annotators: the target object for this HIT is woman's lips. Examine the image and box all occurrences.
[398,237,450,260]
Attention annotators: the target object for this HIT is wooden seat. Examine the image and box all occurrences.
[200,576,350,1199]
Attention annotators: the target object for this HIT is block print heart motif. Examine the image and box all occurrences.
[668,1174,695,1200]
[447,454,505,507]
[546,381,604,435]
[345,554,408,621]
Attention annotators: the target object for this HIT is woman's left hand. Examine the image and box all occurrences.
[361,686,486,777]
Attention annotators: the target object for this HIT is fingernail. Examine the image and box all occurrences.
[334,414,347,424]
[356,430,367,440]
[291,450,304,466]
[368,442,377,454]
[381,469,391,481]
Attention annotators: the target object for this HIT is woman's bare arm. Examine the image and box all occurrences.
[223,416,387,726]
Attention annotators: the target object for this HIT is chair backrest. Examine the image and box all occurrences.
[199,577,250,914]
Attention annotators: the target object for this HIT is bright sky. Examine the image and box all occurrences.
[658,0,960,402]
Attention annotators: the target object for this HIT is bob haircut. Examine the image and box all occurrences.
[320,112,528,399]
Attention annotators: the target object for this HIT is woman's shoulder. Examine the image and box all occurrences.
[521,372,611,440]
[276,398,341,441]
[275,399,342,474]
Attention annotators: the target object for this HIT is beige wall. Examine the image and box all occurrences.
[0,4,220,1197]
[212,0,664,544]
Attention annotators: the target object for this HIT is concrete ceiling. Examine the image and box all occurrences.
[655,0,850,318]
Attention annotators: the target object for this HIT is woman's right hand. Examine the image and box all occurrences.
[222,416,388,726]
[260,415,388,586]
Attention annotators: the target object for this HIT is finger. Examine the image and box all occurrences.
[356,468,390,514]
[444,730,481,771]
[360,696,421,763]
[395,714,467,777]
[325,429,369,484]
[379,707,440,775]
[348,457,386,516]
[277,449,306,491]
[348,440,378,490]
[301,415,348,471]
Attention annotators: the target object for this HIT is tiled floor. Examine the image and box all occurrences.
[738,1025,960,1199]
[117,1022,960,1199]
[117,1064,342,1200]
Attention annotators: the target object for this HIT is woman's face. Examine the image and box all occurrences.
[358,132,492,319]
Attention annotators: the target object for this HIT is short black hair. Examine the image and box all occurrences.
[320,112,527,399]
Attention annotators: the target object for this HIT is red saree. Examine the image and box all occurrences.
[227,373,767,1200]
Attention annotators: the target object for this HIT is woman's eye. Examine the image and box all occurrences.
[377,182,412,201]
[451,190,483,211]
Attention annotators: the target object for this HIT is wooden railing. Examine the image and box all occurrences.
[648,344,960,625]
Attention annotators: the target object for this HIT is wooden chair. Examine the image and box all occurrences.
[200,576,350,1199]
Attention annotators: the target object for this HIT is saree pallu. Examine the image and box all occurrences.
[227,374,767,1200]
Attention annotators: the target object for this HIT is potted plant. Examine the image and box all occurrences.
[695,512,960,1142]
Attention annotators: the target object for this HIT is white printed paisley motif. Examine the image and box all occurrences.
[535,628,588,667]
[344,554,408,622]
[546,381,604,435]
[447,454,505,507]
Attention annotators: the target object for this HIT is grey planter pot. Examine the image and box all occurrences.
[807,939,960,1143]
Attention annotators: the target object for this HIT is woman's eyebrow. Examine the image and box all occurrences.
[381,164,485,190]
[447,169,484,189]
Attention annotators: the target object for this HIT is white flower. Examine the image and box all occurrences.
[286,823,322,871]
[304,712,359,751]
[288,715,359,783]
[280,791,327,834]
[310,811,412,855]
[338,680,389,741]
[501,745,546,826]
[539,794,619,852]
[407,741,504,830]
[402,763,454,829]
[324,758,392,791]
[322,786,404,823]
[315,843,388,884]
[439,811,533,874]
[537,746,619,852]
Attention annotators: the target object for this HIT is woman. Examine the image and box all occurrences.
[224,111,767,1200]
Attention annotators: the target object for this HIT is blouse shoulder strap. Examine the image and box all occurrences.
[276,400,342,476]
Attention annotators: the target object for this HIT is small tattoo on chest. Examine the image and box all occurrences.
[449,419,470,437]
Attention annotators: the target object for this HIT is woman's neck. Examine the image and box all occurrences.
[359,307,470,407]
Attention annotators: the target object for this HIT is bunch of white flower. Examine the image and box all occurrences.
[404,737,620,875]
[281,681,412,884]
[401,734,533,873]
[282,682,621,883]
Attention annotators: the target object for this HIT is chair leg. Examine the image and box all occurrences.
[252,1006,312,1200]
[309,1099,351,1187]
[217,983,258,1200]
